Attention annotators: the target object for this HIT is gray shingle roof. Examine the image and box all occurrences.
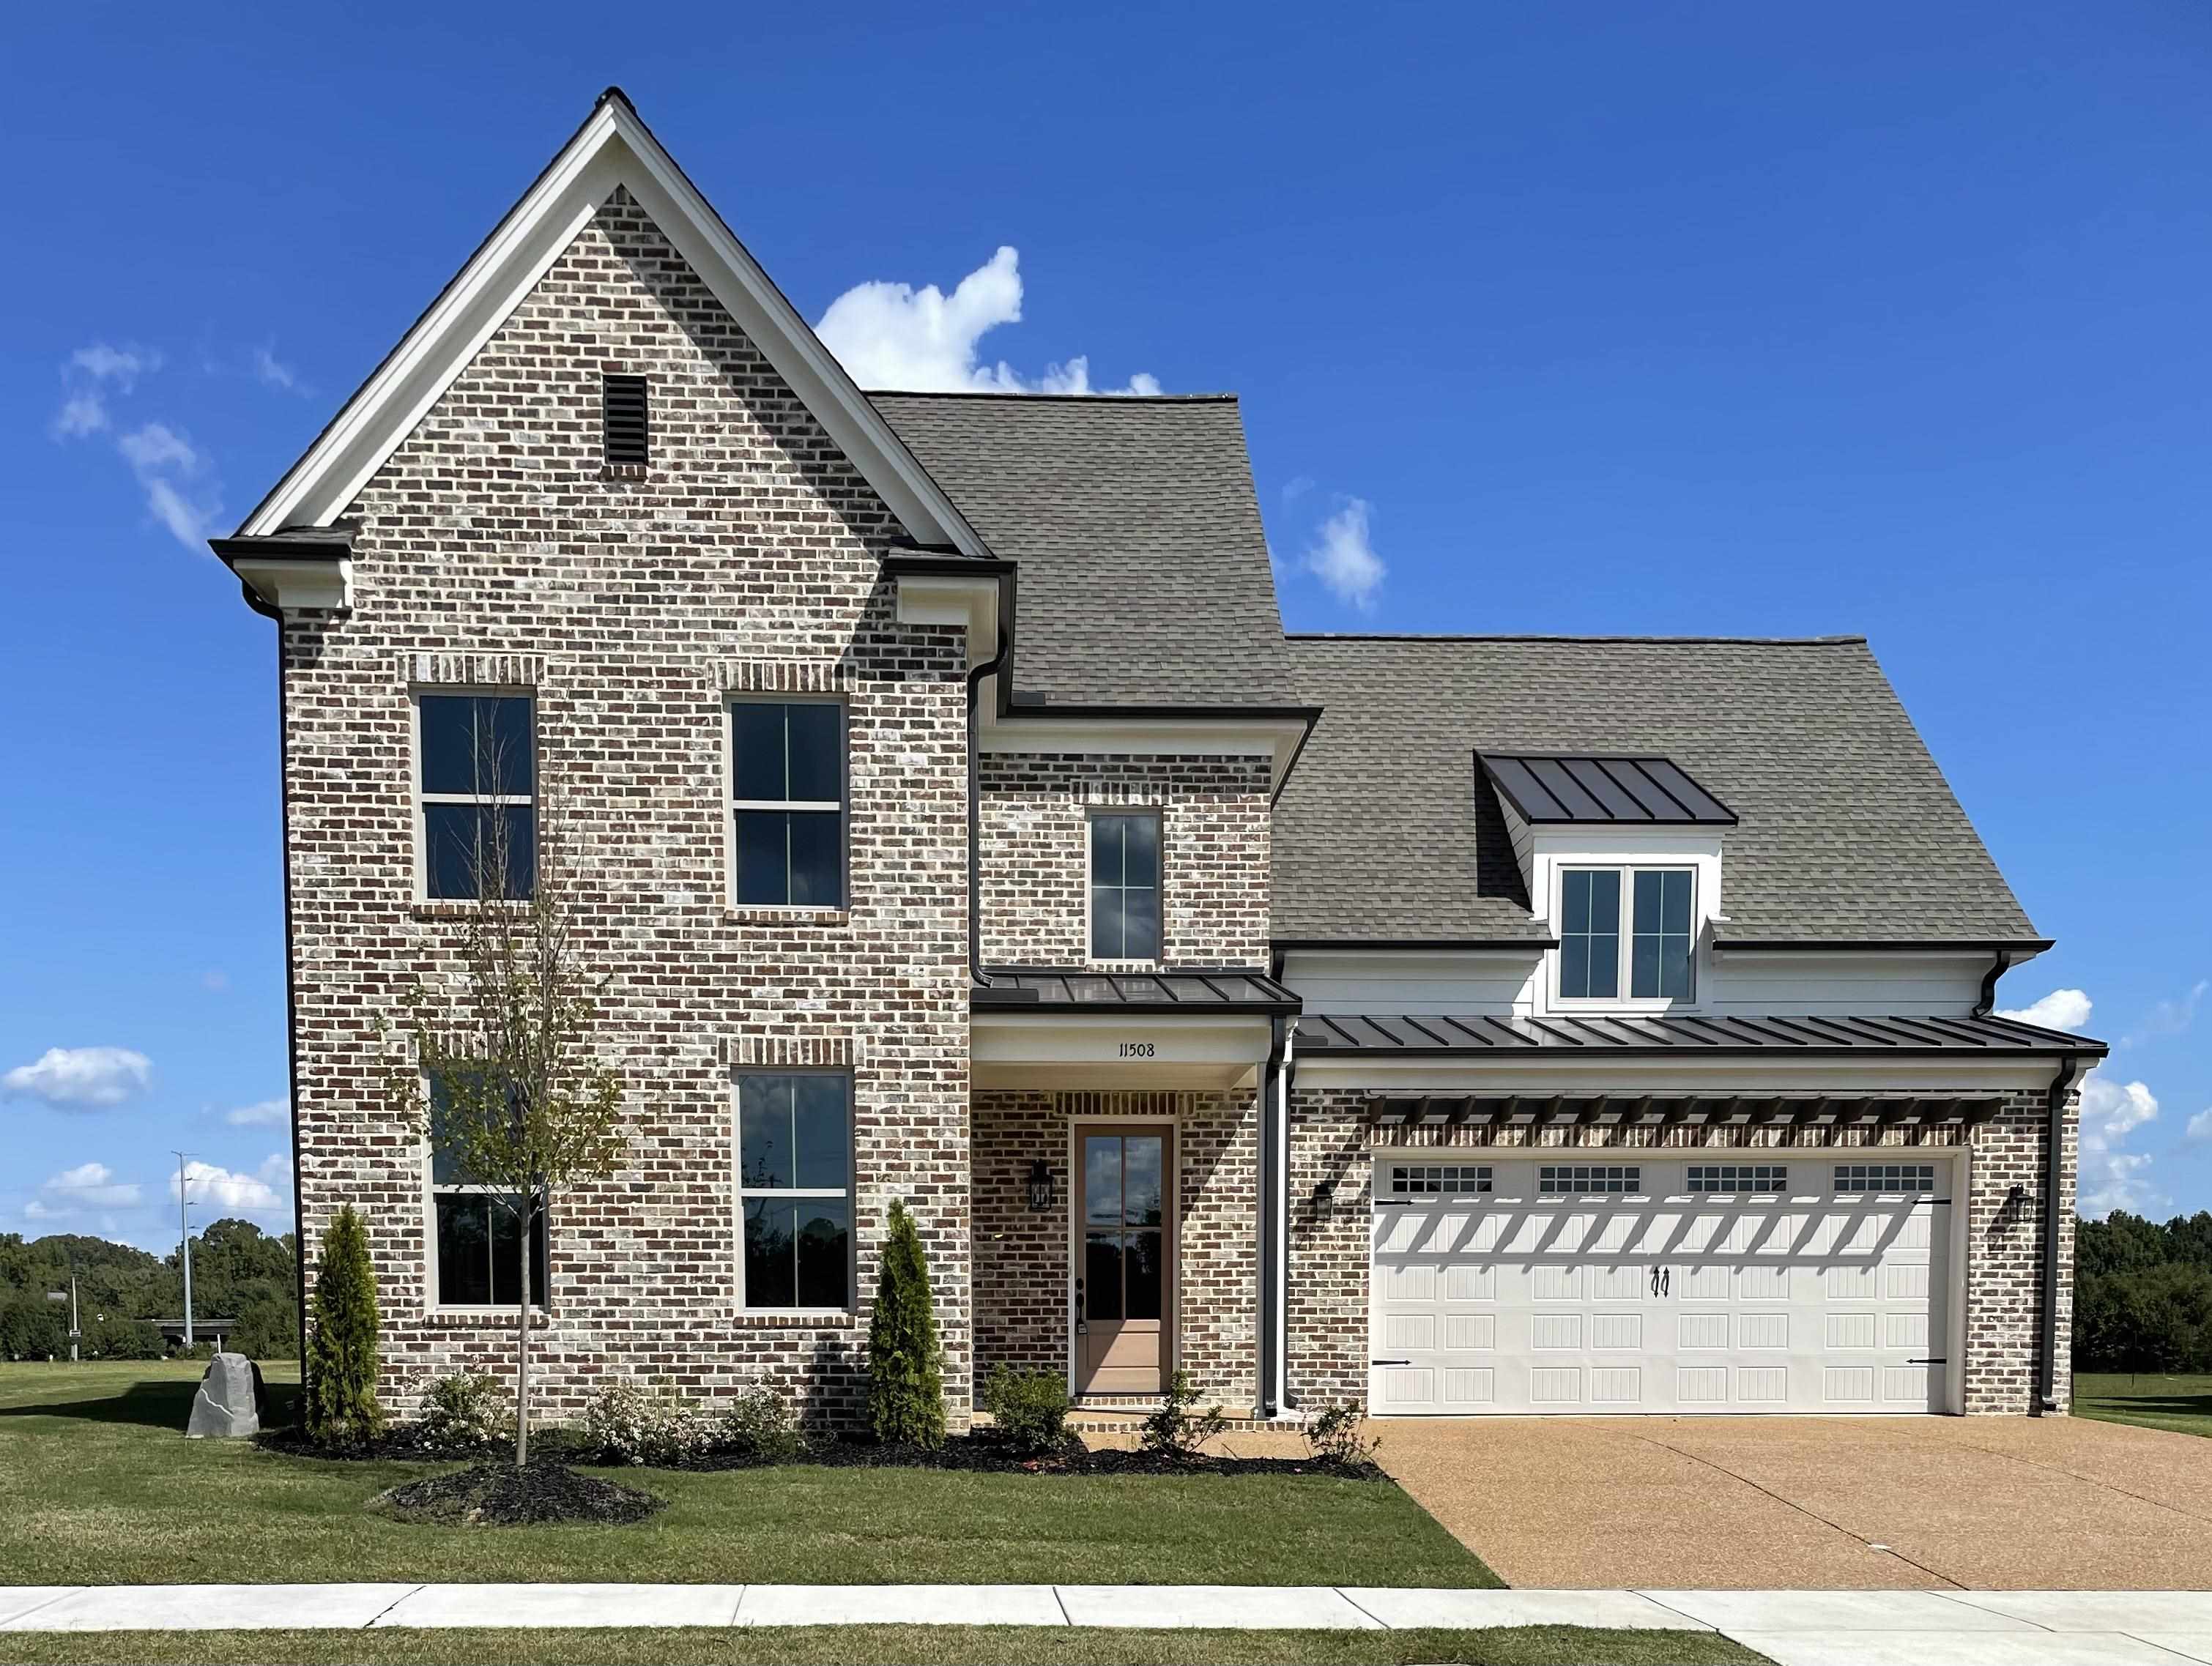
[1273,635,2039,945]
[870,393,1296,706]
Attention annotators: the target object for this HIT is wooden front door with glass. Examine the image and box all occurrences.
[1072,1126,1173,1394]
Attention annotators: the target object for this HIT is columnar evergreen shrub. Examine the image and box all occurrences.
[868,1200,946,1449]
[305,1205,385,1446]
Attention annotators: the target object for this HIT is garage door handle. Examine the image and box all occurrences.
[1371,1358,1411,1366]
[1907,1358,1947,1365]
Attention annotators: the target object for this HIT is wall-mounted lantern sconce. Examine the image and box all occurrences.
[1027,1160,1056,1213]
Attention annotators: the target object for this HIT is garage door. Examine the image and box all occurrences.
[1368,1155,1953,1415]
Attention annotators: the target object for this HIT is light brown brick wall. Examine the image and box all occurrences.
[282,187,972,1429]
[1286,1083,2075,1416]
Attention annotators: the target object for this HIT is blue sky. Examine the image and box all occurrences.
[4,2,2208,1246]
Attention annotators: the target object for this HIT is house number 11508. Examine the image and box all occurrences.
[1117,1041,1156,1058]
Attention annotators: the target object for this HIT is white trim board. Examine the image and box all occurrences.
[238,95,986,559]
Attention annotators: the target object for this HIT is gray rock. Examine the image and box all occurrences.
[185,1352,261,1439]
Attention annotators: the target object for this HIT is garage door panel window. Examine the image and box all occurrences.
[1539,1164,1641,1195]
[1835,1164,1936,1194]
[1688,1164,1787,1194]
[1387,1164,1492,1196]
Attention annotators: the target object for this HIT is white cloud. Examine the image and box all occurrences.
[174,1155,290,1214]
[50,343,158,441]
[2,1046,153,1109]
[2077,1069,2164,1217]
[116,422,201,475]
[116,422,220,551]
[250,345,297,392]
[71,343,155,387]
[53,390,109,439]
[1301,497,1386,610]
[1998,988,2092,1032]
[2187,1107,2212,1144]
[201,969,229,993]
[225,1098,289,1127]
[814,246,1158,395]
[2123,978,2209,1049]
[43,1161,142,1209]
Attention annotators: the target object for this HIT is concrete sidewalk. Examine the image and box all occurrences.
[4,1583,2212,1659]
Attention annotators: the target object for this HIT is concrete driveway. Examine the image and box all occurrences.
[1370,1415,2212,1590]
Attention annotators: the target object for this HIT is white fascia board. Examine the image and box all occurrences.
[973,1011,1275,1068]
[231,556,353,613]
[240,103,987,560]
[894,573,1001,665]
[1294,1053,2063,1095]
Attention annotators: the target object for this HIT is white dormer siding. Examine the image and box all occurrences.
[1701,946,1994,1017]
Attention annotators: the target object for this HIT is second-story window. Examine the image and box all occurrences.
[1090,811,1162,961]
[1559,866,1696,1003]
[731,701,845,907]
[417,694,535,900]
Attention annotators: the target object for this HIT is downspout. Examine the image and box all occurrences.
[965,576,1012,989]
[2033,1052,2090,1416]
[1257,1014,1288,1417]
[1275,1021,1296,1415]
[1973,948,2016,1018]
[241,581,311,1378]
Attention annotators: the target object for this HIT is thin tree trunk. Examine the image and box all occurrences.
[516,1191,532,1469]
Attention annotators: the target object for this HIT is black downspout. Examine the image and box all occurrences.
[1974,948,2015,1018]
[1257,1014,1287,1417]
[965,579,1012,989]
[241,581,311,1383]
[2033,1054,2087,1416]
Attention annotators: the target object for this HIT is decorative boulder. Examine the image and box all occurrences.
[185,1351,261,1439]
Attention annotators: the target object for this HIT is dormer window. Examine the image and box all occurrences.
[1559,866,1696,1003]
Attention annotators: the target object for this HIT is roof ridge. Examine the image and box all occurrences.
[1287,632,1869,647]
[865,388,1239,404]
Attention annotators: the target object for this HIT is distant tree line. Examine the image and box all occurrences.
[2076,1211,2212,1375]
[0,1219,297,1362]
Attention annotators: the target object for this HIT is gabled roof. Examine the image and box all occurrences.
[1480,752,1736,827]
[872,393,1296,707]
[1272,635,2041,946]
[237,89,987,558]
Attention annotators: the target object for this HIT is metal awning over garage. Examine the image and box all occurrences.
[1300,1011,2102,1057]
[1366,1091,2003,1133]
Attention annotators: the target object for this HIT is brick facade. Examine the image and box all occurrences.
[283,187,973,1427]
[979,753,1273,968]
[1286,1082,2077,1416]
[972,1088,1261,1408]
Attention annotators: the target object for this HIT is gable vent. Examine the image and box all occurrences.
[602,374,649,467]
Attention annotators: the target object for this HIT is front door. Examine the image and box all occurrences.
[1074,1126,1173,1394]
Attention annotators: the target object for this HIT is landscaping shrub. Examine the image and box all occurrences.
[1140,1369,1227,1460]
[1304,1402,1381,1470]
[304,1205,385,1446]
[82,1313,163,1360]
[714,1385,807,1463]
[417,1371,516,1456]
[584,1377,708,1465]
[868,1200,945,1449]
[0,1295,67,1361]
[982,1364,1070,1454]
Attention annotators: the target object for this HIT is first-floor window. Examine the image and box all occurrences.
[428,1078,548,1306]
[738,1073,853,1309]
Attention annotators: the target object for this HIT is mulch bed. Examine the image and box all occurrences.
[369,1459,665,1527]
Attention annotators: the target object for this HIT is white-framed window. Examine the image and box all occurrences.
[730,699,845,907]
[1539,1163,1642,1195]
[737,1072,853,1310]
[1386,1163,1492,1196]
[1834,1163,1936,1194]
[1688,1164,1787,1194]
[416,693,535,900]
[1558,867,1695,1002]
[1088,810,1162,961]
[425,1075,548,1309]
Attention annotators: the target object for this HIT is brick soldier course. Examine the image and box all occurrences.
[219,89,2101,1437]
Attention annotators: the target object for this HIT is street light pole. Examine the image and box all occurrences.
[174,1151,195,1349]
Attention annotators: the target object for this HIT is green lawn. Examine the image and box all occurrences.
[2074,1372,2212,1439]
[0,1363,1494,1588]
[0,1625,1768,1666]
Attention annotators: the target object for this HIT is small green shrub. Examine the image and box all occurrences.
[982,1365,1070,1454]
[868,1200,946,1449]
[1139,1369,1227,1460]
[713,1386,807,1462]
[305,1205,385,1446]
[584,1377,707,1466]
[417,1371,516,1456]
[1304,1402,1381,1470]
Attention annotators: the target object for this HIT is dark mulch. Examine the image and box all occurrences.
[266,1424,1386,1481]
[369,1459,665,1527]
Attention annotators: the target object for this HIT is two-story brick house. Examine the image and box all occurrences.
[216,90,2103,1429]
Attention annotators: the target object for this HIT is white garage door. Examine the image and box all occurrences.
[1368,1155,1953,1415]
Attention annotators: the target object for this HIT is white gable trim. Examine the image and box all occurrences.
[239,94,988,557]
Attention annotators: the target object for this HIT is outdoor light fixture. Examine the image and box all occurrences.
[1026,1160,1055,1213]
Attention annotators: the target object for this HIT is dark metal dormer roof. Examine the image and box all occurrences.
[1479,752,1737,827]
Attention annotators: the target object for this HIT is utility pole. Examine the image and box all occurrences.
[174,1151,195,1348]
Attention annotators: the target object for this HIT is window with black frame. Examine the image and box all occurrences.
[418,693,535,899]
[731,702,845,907]
[737,1074,853,1309]
[426,1076,549,1307]
[1089,811,1162,960]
